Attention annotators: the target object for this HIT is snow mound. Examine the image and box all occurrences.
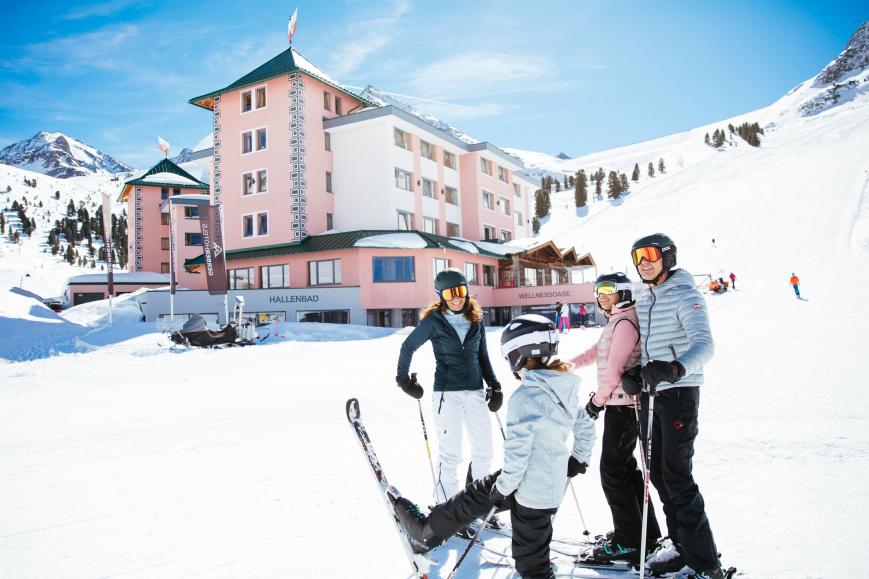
[61,290,145,328]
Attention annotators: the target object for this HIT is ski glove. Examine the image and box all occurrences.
[489,482,508,506]
[640,360,686,388]
[585,393,605,420]
[567,456,588,478]
[486,382,503,412]
[396,373,424,399]
[621,365,643,396]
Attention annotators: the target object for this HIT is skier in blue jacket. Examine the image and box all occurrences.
[390,314,596,579]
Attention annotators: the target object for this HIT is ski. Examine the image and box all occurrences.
[345,398,433,579]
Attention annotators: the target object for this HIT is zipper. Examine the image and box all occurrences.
[643,286,656,362]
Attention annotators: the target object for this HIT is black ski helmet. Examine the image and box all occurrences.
[500,314,560,373]
[595,272,634,305]
[631,233,677,271]
[434,268,468,293]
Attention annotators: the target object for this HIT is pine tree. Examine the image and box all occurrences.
[55,190,60,200]
[554,180,561,192]
[534,189,551,219]
[594,178,602,197]
[66,199,75,217]
[619,172,629,192]
[632,163,640,181]
[532,216,540,234]
[658,158,665,173]
[648,162,655,177]
[575,170,588,207]
[563,175,568,189]
[704,132,710,145]
[607,171,622,199]
[0,212,4,234]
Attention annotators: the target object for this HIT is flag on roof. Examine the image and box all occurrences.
[157,136,170,156]
[287,8,299,44]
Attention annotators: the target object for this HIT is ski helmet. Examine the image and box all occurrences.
[500,314,560,373]
[434,268,468,293]
[631,233,677,280]
[595,272,634,305]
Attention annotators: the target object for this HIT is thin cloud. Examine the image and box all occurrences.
[3,25,139,75]
[326,0,413,77]
[62,0,148,20]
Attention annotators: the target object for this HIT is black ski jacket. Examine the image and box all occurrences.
[396,310,498,392]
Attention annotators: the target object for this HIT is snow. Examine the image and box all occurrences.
[141,172,200,186]
[2,34,869,579]
[193,133,214,152]
[67,272,170,284]
[353,232,429,249]
[447,238,479,254]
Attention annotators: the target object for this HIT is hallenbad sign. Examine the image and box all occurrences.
[269,295,319,303]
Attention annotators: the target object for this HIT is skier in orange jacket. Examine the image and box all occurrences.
[790,273,800,298]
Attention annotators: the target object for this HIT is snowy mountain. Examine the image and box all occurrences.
[0,131,132,179]
[170,148,194,164]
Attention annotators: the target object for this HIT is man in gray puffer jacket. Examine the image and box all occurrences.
[623,233,725,579]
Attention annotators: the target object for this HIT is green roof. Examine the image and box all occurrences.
[124,158,209,189]
[189,47,376,110]
[184,230,510,266]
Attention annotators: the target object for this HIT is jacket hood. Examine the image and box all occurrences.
[521,369,578,419]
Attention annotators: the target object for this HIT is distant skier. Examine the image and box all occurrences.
[570,273,662,565]
[556,301,571,333]
[711,238,716,247]
[729,272,736,290]
[624,233,725,579]
[390,314,596,579]
[396,268,502,505]
[578,303,588,327]
[790,273,800,298]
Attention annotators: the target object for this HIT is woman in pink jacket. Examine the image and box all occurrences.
[571,273,662,564]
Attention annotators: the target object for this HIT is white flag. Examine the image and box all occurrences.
[287,8,299,44]
[158,136,170,156]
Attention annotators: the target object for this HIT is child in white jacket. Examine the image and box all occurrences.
[390,314,595,579]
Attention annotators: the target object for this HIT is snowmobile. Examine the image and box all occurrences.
[169,297,265,348]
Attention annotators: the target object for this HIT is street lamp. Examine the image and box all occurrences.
[19,273,30,288]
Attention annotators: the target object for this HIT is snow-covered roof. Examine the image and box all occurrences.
[142,172,200,186]
[353,233,429,249]
[474,240,526,256]
[67,272,170,284]
[193,133,214,152]
[447,239,479,254]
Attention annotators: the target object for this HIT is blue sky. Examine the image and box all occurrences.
[0,1,865,168]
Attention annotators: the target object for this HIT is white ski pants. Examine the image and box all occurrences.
[432,389,493,502]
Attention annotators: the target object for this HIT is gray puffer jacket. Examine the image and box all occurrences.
[494,369,595,510]
[635,268,714,391]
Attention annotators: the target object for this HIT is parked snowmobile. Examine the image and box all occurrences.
[169,298,264,348]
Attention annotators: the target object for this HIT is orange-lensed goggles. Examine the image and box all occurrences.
[439,284,469,301]
[631,246,662,265]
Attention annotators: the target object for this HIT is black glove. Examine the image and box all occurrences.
[585,394,605,420]
[489,481,507,505]
[396,373,424,399]
[486,382,503,412]
[640,360,686,388]
[567,456,588,477]
[621,365,643,396]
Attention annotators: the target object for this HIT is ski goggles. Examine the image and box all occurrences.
[594,281,619,296]
[631,246,662,265]
[439,284,468,301]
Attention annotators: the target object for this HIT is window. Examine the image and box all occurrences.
[465,263,478,285]
[443,150,456,169]
[401,308,419,327]
[498,165,509,183]
[514,183,522,197]
[256,128,267,151]
[498,197,511,215]
[444,186,459,205]
[228,267,254,289]
[423,217,438,234]
[160,237,170,250]
[326,171,333,193]
[367,309,393,328]
[242,131,253,154]
[326,213,333,230]
[420,140,435,160]
[261,264,289,288]
[373,256,415,282]
[446,222,460,237]
[258,212,268,236]
[397,211,414,230]
[184,206,199,219]
[433,258,450,276]
[324,91,332,111]
[242,172,254,195]
[394,128,410,150]
[524,267,539,287]
[257,169,267,193]
[241,91,252,113]
[500,230,512,242]
[255,87,266,109]
[395,168,413,191]
[242,213,267,238]
[297,310,349,324]
[309,259,341,285]
[515,211,524,227]
[422,178,436,198]
[161,262,170,274]
[335,96,343,115]
[173,187,181,196]
[482,190,494,210]
[185,232,203,246]
[243,215,254,237]
[160,213,170,225]
[160,187,169,200]
[482,265,496,286]
[551,270,561,285]
[480,158,494,176]
[483,225,496,240]
[325,132,331,151]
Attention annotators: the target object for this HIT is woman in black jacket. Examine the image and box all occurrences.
[396,268,502,503]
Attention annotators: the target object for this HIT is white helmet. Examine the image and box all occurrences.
[500,314,560,372]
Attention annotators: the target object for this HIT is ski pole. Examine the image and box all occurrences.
[447,505,497,579]
[494,411,506,440]
[568,480,591,537]
[638,382,656,579]
[414,378,443,502]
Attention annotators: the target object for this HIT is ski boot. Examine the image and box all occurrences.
[582,538,640,564]
[387,488,445,554]
[645,537,685,576]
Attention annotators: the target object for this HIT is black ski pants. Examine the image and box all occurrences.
[428,473,556,578]
[639,387,718,572]
[600,405,661,550]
